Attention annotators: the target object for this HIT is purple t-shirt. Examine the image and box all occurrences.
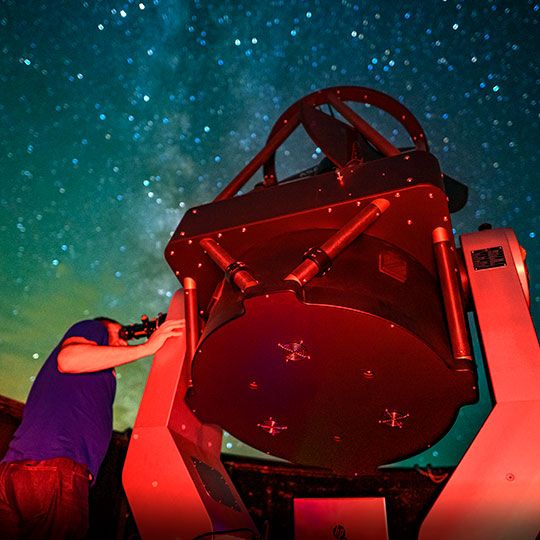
[2,320,116,480]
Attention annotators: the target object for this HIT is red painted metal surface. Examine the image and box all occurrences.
[299,104,382,168]
[419,228,540,539]
[186,286,475,474]
[326,93,400,157]
[166,151,450,313]
[123,85,540,539]
[184,277,199,366]
[122,290,258,538]
[164,87,475,474]
[262,86,429,186]
[200,238,259,293]
[285,198,389,286]
[432,227,472,362]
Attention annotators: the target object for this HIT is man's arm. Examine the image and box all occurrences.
[57,319,185,373]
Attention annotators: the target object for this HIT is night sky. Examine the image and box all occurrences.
[1,0,539,466]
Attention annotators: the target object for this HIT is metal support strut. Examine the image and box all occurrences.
[285,198,390,286]
[200,238,259,293]
[432,227,472,362]
[183,277,199,384]
[213,111,301,201]
[326,93,401,157]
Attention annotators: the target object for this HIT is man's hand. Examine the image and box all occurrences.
[143,319,185,356]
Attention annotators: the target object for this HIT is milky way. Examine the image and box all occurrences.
[1,0,538,465]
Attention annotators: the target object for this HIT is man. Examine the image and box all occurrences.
[0,316,184,539]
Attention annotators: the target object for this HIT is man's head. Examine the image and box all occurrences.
[94,317,127,347]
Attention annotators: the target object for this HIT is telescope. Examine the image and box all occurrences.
[122,86,540,539]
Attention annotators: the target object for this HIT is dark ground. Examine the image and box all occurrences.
[1,395,450,540]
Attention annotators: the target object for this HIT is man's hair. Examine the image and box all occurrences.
[94,316,122,326]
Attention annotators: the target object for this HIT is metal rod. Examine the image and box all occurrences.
[214,110,301,202]
[183,277,199,365]
[199,238,259,292]
[285,198,390,286]
[327,93,400,157]
[432,227,472,361]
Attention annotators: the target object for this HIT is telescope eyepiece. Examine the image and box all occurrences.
[119,312,167,341]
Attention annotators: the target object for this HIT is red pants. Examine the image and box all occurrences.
[0,457,90,539]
